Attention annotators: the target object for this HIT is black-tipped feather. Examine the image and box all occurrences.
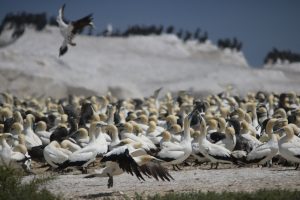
[209,132,226,143]
[140,162,173,181]
[50,126,69,142]
[101,149,145,181]
[71,14,93,34]
[28,145,45,162]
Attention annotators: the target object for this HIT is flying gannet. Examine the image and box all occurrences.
[57,4,94,56]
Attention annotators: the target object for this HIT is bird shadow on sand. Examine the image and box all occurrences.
[79,192,116,199]
[270,168,296,172]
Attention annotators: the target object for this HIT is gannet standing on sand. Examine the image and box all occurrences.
[57,4,94,56]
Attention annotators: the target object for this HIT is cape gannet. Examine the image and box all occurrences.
[57,4,94,56]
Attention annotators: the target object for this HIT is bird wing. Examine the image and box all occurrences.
[10,152,25,162]
[44,146,70,164]
[71,14,93,34]
[246,144,271,161]
[101,148,145,181]
[68,151,95,162]
[161,141,185,151]
[57,4,68,28]
[156,149,185,161]
[207,144,231,158]
[286,143,300,157]
[139,161,174,181]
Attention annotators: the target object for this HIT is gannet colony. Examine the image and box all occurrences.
[0,4,300,199]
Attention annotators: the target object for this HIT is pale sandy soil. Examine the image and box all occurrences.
[23,164,300,199]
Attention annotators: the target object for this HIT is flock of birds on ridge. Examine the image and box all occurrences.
[1,88,300,188]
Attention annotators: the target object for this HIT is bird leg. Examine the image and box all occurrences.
[175,165,182,170]
[215,163,219,169]
[81,167,88,174]
[210,163,214,169]
[295,163,299,170]
[107,173,113,188]
[183,161,191,166]
[172,165,177,171]
[193,160,201,166]
[267,160,273,168]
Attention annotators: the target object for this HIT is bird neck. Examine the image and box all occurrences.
[0,138,9,148]
[183,117,191,141]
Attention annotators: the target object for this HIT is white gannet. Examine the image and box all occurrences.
[23,114,42,149]
[198,116,234,169]
[240,120,262,151]
[9,122,23,146]
[0,133,31,171]
[146,121,163,146]
[244,118,281,166]
[215,126,236,151]
[278,124,300,169]
[57,4,94,56]
[60,139,81,152]
[169,124,182,143]
[155,113,193,169]
[0,133,14,167]
[57,122,108,171]
[118,123,154,152]
[43,140,72,169]
[191,131,210,164]
[71,128,89,147]
[11,134,32,172]
[35,121,51,145]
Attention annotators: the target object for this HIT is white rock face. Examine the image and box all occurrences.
[0,26,299,98]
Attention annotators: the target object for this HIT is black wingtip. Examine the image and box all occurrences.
[55,160,69,171]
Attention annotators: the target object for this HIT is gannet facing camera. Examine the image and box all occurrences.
[57,4,94,56]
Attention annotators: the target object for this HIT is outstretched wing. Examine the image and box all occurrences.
[57,4,68,28]
[71,14,93,34]
[101,147,145,181]
[139,161,174,181]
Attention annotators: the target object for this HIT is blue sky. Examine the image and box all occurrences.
[0,0,300,67]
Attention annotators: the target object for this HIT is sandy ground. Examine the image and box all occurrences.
[23,164,300,199]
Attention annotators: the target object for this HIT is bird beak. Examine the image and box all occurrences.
[274,127,285,134]
[116,123,124,128]
[276,118,288,126]
[3,133,13,138]
[96,122,107,128]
